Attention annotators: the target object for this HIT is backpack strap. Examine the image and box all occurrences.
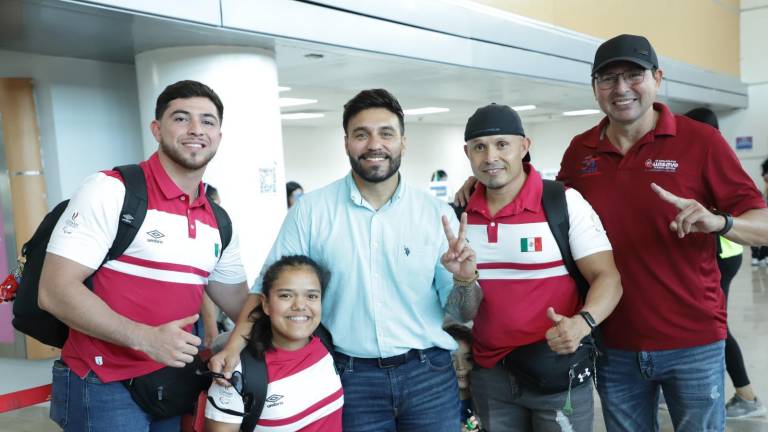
[541,180,589,300]
[314,323,335,356]
[106,165,148,262]
[208,198,232,256]
[240,349,268,432]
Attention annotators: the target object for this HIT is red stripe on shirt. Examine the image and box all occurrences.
[116,254,210,278]
[478,260,564,270]
[257,388,343,427]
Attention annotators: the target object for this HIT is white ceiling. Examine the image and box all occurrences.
[0,0,706,128]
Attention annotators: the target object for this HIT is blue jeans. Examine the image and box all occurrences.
[50,360,181,432]
[596,340,725,432]
[334,347,460,432]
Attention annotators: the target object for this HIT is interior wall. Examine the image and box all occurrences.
[0,49,142,207]
[473,0,741,76]
[719,2,768,190]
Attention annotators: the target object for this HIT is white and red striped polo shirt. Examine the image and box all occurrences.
[206,336,343,431]
[47,153,246,382]
[465,165,611,369]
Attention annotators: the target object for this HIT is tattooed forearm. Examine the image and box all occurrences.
[445,281,483,322]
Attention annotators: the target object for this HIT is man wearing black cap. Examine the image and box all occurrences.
[557,34,768,430]
[448,103,622,430]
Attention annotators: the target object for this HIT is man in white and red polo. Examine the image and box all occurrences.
[449,103,622,431]
[39,80,248,431]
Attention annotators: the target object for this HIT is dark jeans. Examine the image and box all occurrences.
[334,347,460,432]
[718,253,750,388]
[50,360,181,432]
[597,341,725,432]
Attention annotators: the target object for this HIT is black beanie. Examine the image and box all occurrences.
[464,103,529,162]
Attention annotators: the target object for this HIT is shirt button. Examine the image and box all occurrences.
[180,196,186,201]
[490,222,496,227]
[190,224,194,228]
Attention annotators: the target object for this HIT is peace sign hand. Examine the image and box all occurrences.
[651,183,726,238]
[441,213,477,280]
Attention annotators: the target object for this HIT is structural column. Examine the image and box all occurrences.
[135,46,286,285]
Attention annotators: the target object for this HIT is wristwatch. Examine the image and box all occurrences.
[579,311,597,331]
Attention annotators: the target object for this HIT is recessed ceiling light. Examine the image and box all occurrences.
[403,107,450,115]
[279,98,318,108]
[512,105,536,111]
[563,109,601,116]
[281,113,325,120]
[278,86,291,92]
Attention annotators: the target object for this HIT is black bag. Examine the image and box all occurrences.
[12,165,148,347]
[502,336,598,394]
[11,164,233,348]
[123,356,213,419]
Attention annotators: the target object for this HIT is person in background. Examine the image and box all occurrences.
[444,324,482,432]
[684,107,766,418]
[751,159,768,266]
[286,181,304,208]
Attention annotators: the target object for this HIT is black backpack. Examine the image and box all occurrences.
[237,324,335,432]
[11,164,232,348]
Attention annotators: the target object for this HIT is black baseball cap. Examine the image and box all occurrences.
[592,34,659,75]
[464,103,529,162]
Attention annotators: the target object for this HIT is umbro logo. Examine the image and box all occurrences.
[121,213,134,224]
[265,393,284,408]
[146,230,165,244]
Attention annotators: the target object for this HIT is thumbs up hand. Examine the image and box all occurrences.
[544,307,591,354]
[138,314,202,367]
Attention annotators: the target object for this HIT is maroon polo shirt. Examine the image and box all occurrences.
[557,103,765,351]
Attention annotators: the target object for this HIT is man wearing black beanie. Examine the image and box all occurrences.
[448,103,622,431]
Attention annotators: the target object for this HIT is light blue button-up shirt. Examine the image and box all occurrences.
[251,173,459,358]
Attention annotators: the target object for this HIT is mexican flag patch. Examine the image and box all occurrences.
[520,237,542,252]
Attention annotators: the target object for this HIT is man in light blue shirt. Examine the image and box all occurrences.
[212,89,479,431]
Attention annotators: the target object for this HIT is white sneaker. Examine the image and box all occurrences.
[761,258,768,267]
[726,395,767,418]
[753,258,761,266]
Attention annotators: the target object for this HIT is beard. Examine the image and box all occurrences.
[160,139,216,171]
[348,152,401,183]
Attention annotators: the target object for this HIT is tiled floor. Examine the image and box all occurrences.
[1,256,767,431]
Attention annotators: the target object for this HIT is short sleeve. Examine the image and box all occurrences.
[565,188,613,260]
[46,172,124,269]
[209,225,247,284]
[204,363,245,424]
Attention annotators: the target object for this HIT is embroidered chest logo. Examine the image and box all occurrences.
[146,230,165,244]
[579,155,600,176]
[404,246,410,256]
[644,159,679,173]
[520,237,542,252]
[266,394,284,408]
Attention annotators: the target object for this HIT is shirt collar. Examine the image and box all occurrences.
[589,102,677,152]
[346,171,404,209]
[147,152,208,208]
[465,163,543,219]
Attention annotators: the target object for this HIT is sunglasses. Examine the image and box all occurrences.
[196,369,254,417]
